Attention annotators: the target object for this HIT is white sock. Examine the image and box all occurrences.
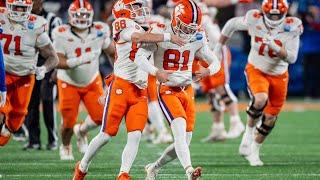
[80,132,111,172]
[148,101,167,134]
[230,115,241,124]
[251,141,262,154]
[119,131,142,174]
[245,124,254,136]
[80,116,98,133]
[171,118,192,170]
[155,132,193,169]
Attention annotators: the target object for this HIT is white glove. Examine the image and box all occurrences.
[213,43,223,60]
[263,36,282,53]
[66,52,97,68]
[0,91,6,107]
[35,66,47,80]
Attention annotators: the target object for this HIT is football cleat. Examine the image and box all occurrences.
[227,120,245,139]
[59,145,74,160]
[186,167,202,180]
[73,161,87,180]
[201,126,227,142]
[117,172,132,180]
[145,163,160,180]
[73,123,88,154]
[152,132,173,144]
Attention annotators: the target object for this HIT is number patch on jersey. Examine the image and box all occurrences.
[114,20,127,31]
[74,47,92,57]
[0,34,22,55]
[255,36,282,58]
[163,49,190,71]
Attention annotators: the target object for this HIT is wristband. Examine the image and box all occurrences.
[163,33,171,42]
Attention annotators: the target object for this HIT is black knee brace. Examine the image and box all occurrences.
[220,84,238,106]
[256,115,276,136]
[208,92,223,112]
[246,97,267,119]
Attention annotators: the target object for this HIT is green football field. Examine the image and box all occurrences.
[0,109,320,180]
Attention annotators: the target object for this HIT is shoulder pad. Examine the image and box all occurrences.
[245,9,263,26]
[283,17,303,35]
[52,24,70,39]
[27,14,48,33]
[92,21,111,37]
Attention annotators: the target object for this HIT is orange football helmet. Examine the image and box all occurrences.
[112,0,150,24]
[6,0,33,22]
[171,0,202,41]
[261,0,288,28]
[68,0,94,29]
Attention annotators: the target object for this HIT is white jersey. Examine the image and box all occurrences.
[150,23,217,87]
[113,18,151,89]
[52,22,111,87]
[0,8,51,76]
[222,9,303,75]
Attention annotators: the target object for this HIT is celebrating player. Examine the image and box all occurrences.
[141,0,221,179]
[72,0,185,179]
[0,0,58,146]
[52,0,115,160]
[215,0,303,166]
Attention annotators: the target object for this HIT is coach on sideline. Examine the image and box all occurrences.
[23,0,62,151]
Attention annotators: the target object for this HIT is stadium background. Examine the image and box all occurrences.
[0,0,319,179]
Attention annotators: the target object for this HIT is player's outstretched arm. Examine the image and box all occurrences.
[135,48,172,83]
[131,32,185,46]
[214,16,248,58]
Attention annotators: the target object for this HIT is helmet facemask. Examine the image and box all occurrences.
[126,2,150,24]
[173,18,199,41]
[69,7,93,30]
[263,9,286,28]
[6,1,33,22]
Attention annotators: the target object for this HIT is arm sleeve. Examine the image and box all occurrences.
[221,16,248,38]
[36,32,52,48]
[134,48,158,76]
[0,43,6,92]
[284,34,300,64]
[196,43,221,75]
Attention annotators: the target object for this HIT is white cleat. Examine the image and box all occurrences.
[145,163,160,180]
[73,124,88,154]
[227,120,245,139]
[201,128,227,142]
[186,167,202,180]
[152,132,173,144]
[245,142,263,166]
[59,145,74,160]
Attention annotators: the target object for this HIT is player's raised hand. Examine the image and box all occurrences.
[156,70,174,83]
[194,65,210,82]
[0,91,6,107]
[171,34,186,47]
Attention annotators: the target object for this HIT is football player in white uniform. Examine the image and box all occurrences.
[52,0,115,160]
[215,0,303,166]
[0,0,58,146]
[141,1,221,179]
[72,0,185,179]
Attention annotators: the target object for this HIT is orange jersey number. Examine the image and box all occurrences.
[114,19,127,31]
[255,36,282,58]
[163,49,190,71]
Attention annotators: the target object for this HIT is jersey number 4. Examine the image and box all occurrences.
[255,36,282,58]
[163,49,190,71]
[0,34,22,55]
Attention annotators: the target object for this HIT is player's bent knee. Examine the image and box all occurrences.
[246,96,268,119]
[256,114,277,136]
[127,131,142,144]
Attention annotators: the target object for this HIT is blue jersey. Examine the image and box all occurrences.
[0,43,6,92]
